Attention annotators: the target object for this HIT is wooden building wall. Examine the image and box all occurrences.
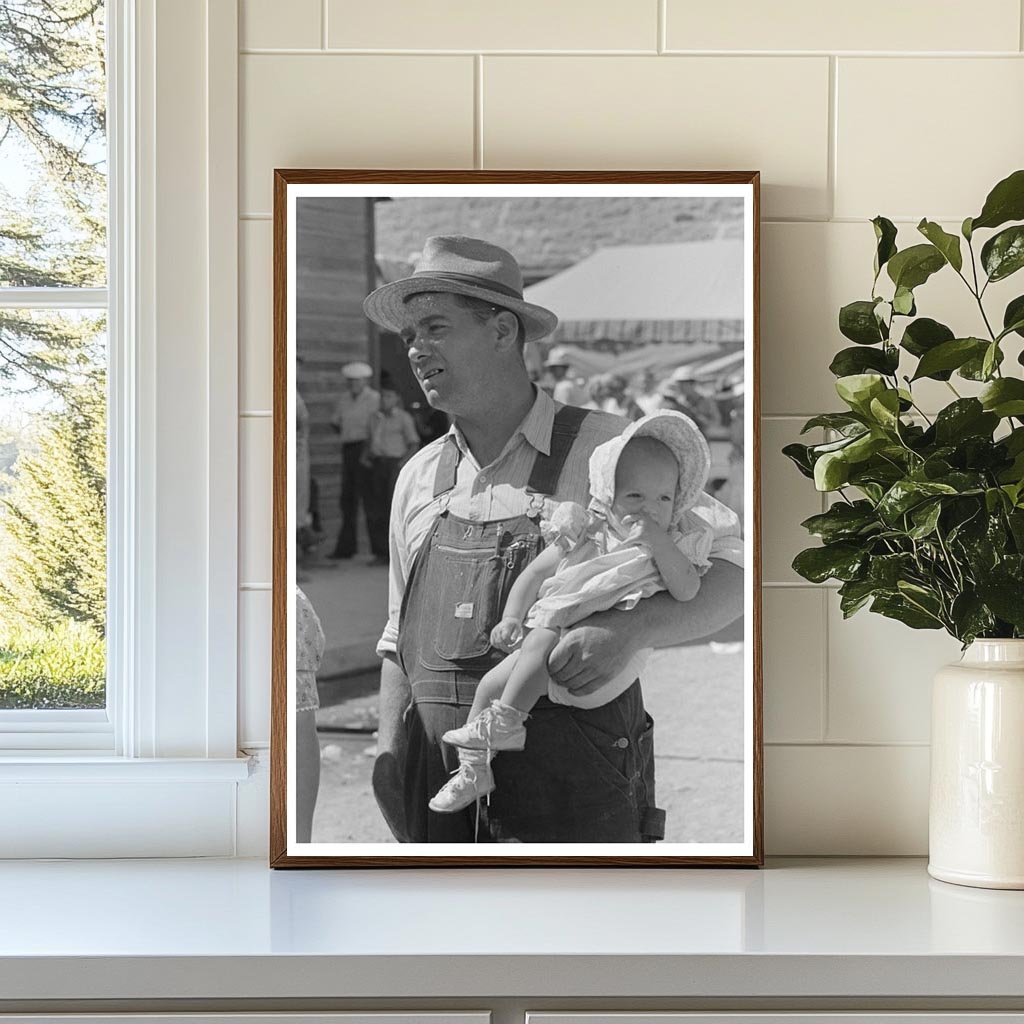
[295,197,376,547]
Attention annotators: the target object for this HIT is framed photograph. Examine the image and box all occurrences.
[270,171,762,867]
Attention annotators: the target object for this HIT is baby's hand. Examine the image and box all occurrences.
[490,617,524,653]
[622,512,668,548]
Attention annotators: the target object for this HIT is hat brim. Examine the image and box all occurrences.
[363,276,558,343]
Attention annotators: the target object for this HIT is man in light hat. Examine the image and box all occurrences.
[329,360,380,560]
[365,235,743,844]
[543,346,587,407]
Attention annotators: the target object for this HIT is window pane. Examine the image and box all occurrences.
[0,1,107,289]
[0,309,106,709]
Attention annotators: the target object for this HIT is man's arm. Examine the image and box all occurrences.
[371,653,411,842]
[547,560,744,697]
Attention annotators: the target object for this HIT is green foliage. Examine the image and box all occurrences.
[0,619,104,709]
[0,376,106,633]
[0,2,108,706]
[0,0,106,396]
[788,169,1024,645]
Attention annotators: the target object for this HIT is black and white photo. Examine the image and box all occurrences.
[272,172,762,866]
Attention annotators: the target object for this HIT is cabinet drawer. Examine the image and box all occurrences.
[528,1016,1024,1024]
[0,1016,490,1024]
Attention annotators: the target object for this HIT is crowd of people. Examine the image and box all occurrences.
[296,349,745,578]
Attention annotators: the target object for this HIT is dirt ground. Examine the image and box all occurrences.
[311,642,745,845]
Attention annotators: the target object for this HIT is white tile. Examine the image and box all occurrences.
[666,0,1020,52]
[836,58,1024,221]
[241,55,474,213]
[240,220,273,411]
[762,221,1022,415]
[827,596,962,743]
[241,0,321,50]
[761,418,823,584]
[328,0,657,51]
[240,416,273,586]
[762,588,824,743]
[239,589,272,747]
[765,744,929,854]
[482,56,830,219]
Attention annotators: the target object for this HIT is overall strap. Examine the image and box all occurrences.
[432,434,460,499]
[526,404,591,496]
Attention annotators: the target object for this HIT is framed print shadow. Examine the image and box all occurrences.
[270,170,763,867]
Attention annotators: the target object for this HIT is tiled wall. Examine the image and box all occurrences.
[236,0,1024,853]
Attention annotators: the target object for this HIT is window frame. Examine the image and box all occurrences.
[0,0,248,857]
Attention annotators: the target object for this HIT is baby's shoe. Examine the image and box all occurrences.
[429,751,495,814]
[442,700,527,752]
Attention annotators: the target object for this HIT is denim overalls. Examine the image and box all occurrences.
[393,406,667,844]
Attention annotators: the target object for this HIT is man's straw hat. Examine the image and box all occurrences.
[363,236,558,343]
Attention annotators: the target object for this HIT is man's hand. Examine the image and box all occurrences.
[547,611,639,698]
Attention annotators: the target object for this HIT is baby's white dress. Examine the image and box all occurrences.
[524,501,716,710]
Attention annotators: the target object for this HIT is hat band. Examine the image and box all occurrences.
[410,270,523,302]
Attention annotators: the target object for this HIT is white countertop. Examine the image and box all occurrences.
[1,857,1023,1001]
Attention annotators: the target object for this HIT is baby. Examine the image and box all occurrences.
[429,410,715,814]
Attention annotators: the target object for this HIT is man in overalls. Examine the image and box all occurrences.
[365,236,744,843]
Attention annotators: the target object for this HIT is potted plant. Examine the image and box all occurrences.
[785,169,1024,889]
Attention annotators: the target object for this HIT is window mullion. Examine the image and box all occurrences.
[0,287,108,310]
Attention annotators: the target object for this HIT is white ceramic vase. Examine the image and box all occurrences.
[929,639,1024,889]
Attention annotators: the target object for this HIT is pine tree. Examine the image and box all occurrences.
[0,1,107,659]
[0,0,106,396]
[0,373,105,632]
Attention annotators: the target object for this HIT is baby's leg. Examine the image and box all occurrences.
[466,652,519,721]
[500,627,561,712]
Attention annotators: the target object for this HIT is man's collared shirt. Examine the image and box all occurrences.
[369,407,420,459]
[376,388,743,656]
[331,386,380,444]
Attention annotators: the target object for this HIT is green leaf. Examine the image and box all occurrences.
[892,286,916,316]
[877,479,958,524]
[960,344,1004,381]
[962,216,974,241]
[792,543,866,584]
[971,168,1024,232]
[908,501,943,539]
[800,501,879,543]
[871,594,943,630]
[1003,295,1024,340]
[839,300,886,345]
[950,592,995,644]
[917,219,963,272]
[838,579,877,618]
[828,345,899,378]
[911,337,987,381]
[982,341,1001,381]
[782,442,815,479]
[933,399,999,445]
[980,378,1024,418]
[887,244,946,291]
[868,553,915,587]
[976,577,1024,629]
[835,373,886,414]
[981,225,1024,283]
[868,389,902,430]
[814,451,850,491]
[872,216,898,277]
[800,413,865,435]
[900,318,955,372]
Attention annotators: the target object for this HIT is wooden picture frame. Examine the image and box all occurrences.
[271,171,762,867]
